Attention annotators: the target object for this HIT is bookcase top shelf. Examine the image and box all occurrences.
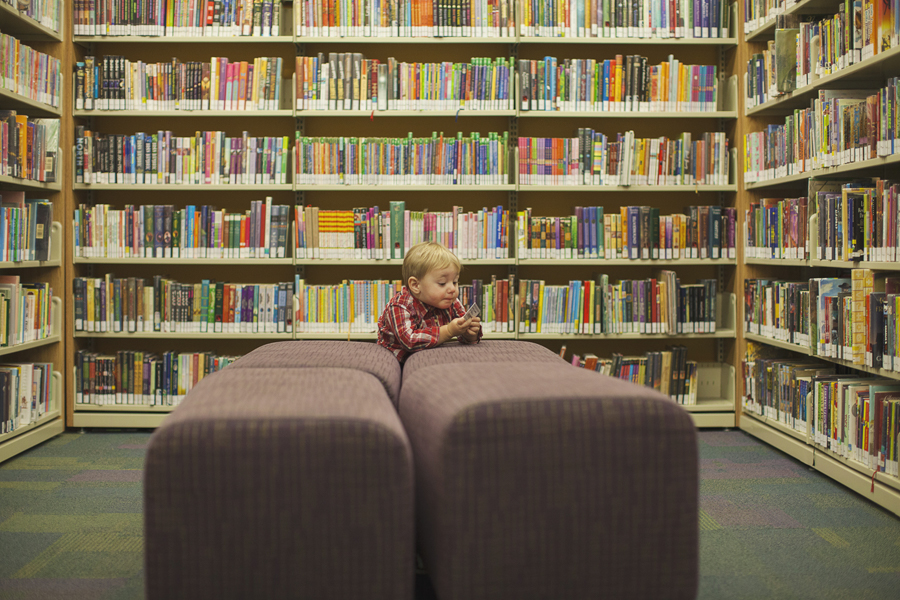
[73,184,736,192]
[0,175,61,192]
[745,154,900,190]
[744,0,840,42]
[0,335,60,358]
[0,88,61,117]
[71,35,739,46]
[745,257,900,271]
[72,109,736,119]
[744,332,900,382]
[746,44,900,116]
[0,1,63,41]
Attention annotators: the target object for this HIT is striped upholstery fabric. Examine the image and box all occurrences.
[229,341,402,404]
[399,362,699,600]
[401,340,565,379]
[144,368,414,600]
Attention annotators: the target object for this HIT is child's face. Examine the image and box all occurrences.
[410,266,460,309]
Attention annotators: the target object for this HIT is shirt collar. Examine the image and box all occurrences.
[402,287,436,318]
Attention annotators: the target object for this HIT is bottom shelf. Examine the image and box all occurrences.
[740,411,900,516]
[0,411,64,463]
[72,411,170,428]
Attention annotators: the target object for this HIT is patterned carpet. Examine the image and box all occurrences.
[0,430,899,599]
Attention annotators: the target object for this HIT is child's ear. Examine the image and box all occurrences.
[407,277,420,294]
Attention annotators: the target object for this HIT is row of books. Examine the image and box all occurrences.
[73,0,284,36]
[73,277,295,334]
[518,55,719,113]
[73,199,292,259]
[295,0,516,37]
[74,129,291,185]
[518,0,731,38]
[294,132,510,185]
[293,276,517,332]
[518,131,730,186]
[294,202,509,260]
[0,278,54,348]
[295,54,515,111]
[569,346,699,404]
[3,0,61,34]
[74,350,238,406]
[0,363,54,435]
[744,195,809,260]
[516,273,718,334]
[0,112,59,183]
[744,270,900,369]
[1,192,53,263]
[75,55,285,111]
[516,205,737,260]
[742,0,797,34]
[0,33,62,108]
[743,84,899,183]
[741,352,900,477]
[745,6,900,110]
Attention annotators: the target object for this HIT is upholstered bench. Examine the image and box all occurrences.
[400,346,699,600]
[144,366,414,600]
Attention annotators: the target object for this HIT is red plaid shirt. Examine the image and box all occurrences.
[377,286,482,362]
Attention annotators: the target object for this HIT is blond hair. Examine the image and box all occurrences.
[402,242,461,286]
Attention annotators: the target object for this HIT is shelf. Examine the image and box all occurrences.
[517,36,738,46]
[519,330,736,340]
[295,36,516,44]
[745,154,900,190]
[813,450,900,517]
[74,36,294,43]
[743,257,809,267]
[1,222,62,269]
[744,331,811,354]
[0,371,64,463]
[744,0,839,42]
[518,258,736,266]
[518,185,737,192]
[745,256,900,270]
[0,87,61,117]
[295,184,515,191]
[689,412,736,427]
[739,410,815,465]
[71,412,169,428]
[0,335,60,357]
[0,296,62,357]
[0,175,62,191]
[0,1,63,41]
[746,44,900,116]
[74,256,294,265]
[518,111,738,119]
[74,109,293,117]
[296,110,516,117]
[75,404,175,413]
[74,331,293,339]
[297,258,515,265]
[73,183,293,191]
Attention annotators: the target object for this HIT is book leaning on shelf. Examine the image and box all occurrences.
[75,55,284,111]
[518,205,737,260]
[518,130,729,186]
[570,346,697,404]
[294,276,516,333]
[0,112,59,183]
[0,362,53,434]
[1,192,52,262]
[294,132,509,185]
[518,55,719,113]
[2,0,61,32]
[742,355,900,479]
[74,0,283,36]
[0,277,53,347]
[296,54,515,111]
[294,0,516,37]
[517,272,718,334]
[75,350,238,406]
[74,128,290,185]
[72,277,294,334]
[0,33,62,108]
[295,203,509,260]
[518,0,731,38]
[74,200,291,259]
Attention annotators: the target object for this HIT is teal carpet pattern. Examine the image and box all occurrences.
[1,430,899,599]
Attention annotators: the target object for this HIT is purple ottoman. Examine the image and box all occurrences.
[401,340,565,379]
[230,341,402,404]
[144,367,414,600]
[399,361,699,600]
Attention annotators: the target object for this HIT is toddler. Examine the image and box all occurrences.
[377,242,482,362]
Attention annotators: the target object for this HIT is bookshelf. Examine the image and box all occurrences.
[0,0,66,463]
[739,0,900,515]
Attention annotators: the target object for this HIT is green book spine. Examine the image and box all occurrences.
[200,280,210,333]
[390,200,405,259]
[650,207,660,259]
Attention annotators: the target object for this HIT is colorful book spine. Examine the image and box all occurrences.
[0,33,62,108]
[0,280,54,347]
[0,362,53,435]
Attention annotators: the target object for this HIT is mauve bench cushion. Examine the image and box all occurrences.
[144,368,414,600]
[401,340,565,379]
[399,362,699,600]
[229,341,402,404]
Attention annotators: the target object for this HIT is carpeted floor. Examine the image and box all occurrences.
[1,430,899,599]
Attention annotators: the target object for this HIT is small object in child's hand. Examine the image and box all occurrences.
[462,302,480,321]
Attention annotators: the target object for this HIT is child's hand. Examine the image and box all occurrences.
[461,317,481,341]
[447,316,472,338]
